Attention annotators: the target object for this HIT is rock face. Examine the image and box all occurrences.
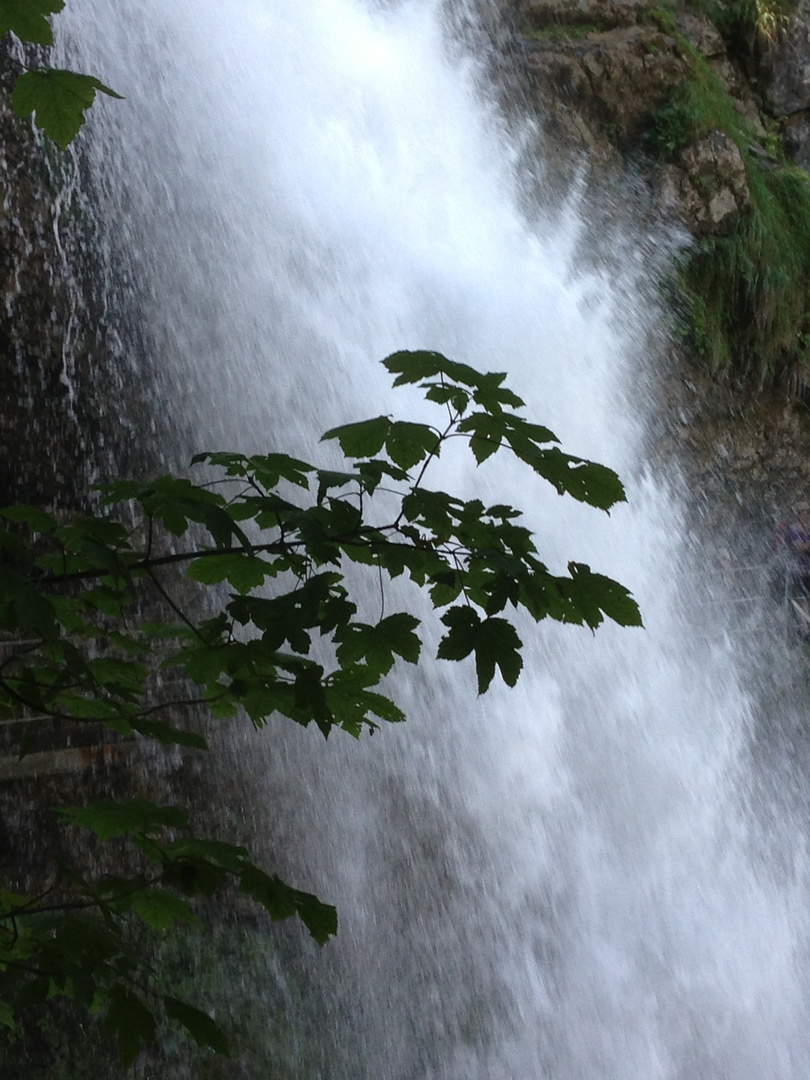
[0,0,809,534]
[499,0,810,525]
[758,0,810,168]
[0,53,159,508]
[521,25,688,153]
[510,0,762,240]
[656,130,750,235]
[761,0,810,116]
[517,0,652,28]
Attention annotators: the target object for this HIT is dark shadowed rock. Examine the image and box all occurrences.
[760,0,810,116]
[784,112,810,168]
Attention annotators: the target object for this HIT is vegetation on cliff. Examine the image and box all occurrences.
[646,45,810,383]
[516,0,810,391]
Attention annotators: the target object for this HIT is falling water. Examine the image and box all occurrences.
[51,0,810,1074]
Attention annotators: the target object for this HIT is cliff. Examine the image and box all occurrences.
[492,0,810,532]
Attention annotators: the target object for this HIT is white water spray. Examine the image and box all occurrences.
[62,0,810,1074]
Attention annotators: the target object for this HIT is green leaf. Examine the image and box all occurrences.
[165,837,248,872]
[353,458,410,494]
[0,0,64,45]
[1,504,56,532]
[562,563,643,629]
[471,371,526,412]
[187,553,271,594]
[0,567,58,641]
[384,421,438,470]
[0,999,15,1030]
[322,416,390,458]
[437,607,523,693]
[102,986,156,1068]
[95,478,149,505]
[383,350,483,389]
[81,587,125,618]
[12,69,122,149]
[164,997,230,1055]
[436,605,478,662]
[128,477,251,548]
[316,469,356,504]
[336,613,421,676]
[456,412,506,464]
[470,616,523,693]
[130,719,207,750]
[130,890,200,932]
[505,429,625,510]
[247,453,314,490]
[424,382,471,414]
[58,800,188,840]
[238,866,337,944]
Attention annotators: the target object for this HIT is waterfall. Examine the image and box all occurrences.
[56,0,810,1074]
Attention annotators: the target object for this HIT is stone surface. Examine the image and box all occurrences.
[686,131,749,224]
[655,132,750,235]
[0,50,162,508]
[784,111,810,168]
[673,11,725,56]
[523,25,687,147]
[760,0,810,115]
[517,0,651,29]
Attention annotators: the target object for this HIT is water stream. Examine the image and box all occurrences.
[52,0,810,1074]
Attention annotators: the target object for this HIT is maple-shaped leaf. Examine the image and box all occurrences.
[0,0,63,45]
[12,68,122,149]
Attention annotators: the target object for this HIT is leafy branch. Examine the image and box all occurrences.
[0,351,641,1064]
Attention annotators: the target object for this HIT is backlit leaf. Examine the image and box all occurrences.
[383,350,484,389]
[562,562,643,629]
[0,0,63,45]
[164,997,230,1055]
[131,890,200,932]
[12,69,122,149]
[437,606,523,693]
[102,986,156,1067]
[1,504,56,532]
[58,800,188,840]
[238,866,337,944]
[322,416,390,458]
[187,553,271,594]
[384,421,438,470]
[336,613,421,675]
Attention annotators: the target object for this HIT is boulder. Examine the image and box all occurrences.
[655,130,750,235]
[673,12,726,57]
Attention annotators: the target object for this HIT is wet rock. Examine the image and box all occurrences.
[517,0,651,30]
[523,25,687,147]
[655,131,750,235]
